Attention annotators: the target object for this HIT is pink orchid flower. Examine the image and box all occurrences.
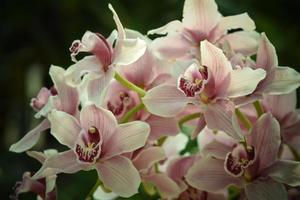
[32,104,150,198]
[186,113,300,200]
[10,66,79,153]
[143,40,265,136]
[10,150,58,200]
[64,5,146,106]
[263,92,300,157]
[149,0,259,60]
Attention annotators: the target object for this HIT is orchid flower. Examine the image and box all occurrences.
[64,5,146,106]
[143,40,266,136]
[10,150,58,200]
[149,0,259,60]
[186,113,300,200]
[32,104,150,197]
[10,66,79,153]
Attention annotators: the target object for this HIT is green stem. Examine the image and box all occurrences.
[253,100,264,117]
[114,72,146,97]
[235,108,252,130]
[178,112,202,131]
[119,103,145,123]
[86,179,101,200]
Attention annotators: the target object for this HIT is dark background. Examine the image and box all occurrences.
[1,0,300,199]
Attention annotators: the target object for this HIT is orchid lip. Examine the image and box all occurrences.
[107,92,132,117]
[75,126,102,164]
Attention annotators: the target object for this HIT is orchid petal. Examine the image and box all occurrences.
[102,121,149,159]
[182,0,221,36]
[49,65,79,115]
[146,115,179,141]
[108,4,125,40]
[133,147,165,172]
[95,155,140,198]
[219,13,255,32]
[227,67,266,98]
[256,33,278,71]
[264,67,300,95]
[142,85,189,117]
[248,113,281,171]
[113,38,147,66]
[245,178,287,200]
[167,156,195,181]
[33,150,82,179]
[201,139,233,159]
[147,20,183,35]
[265,160,300,187]
[80,105,118,143]
[143,173,182,199]
[9,119,50,153]
[200,40,232,90]
[48,110,81,148]
[186,157,241,192]
[93,186,118,200]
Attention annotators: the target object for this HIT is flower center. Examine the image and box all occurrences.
[224,144,255,177]
[75,126,102,163]
[107,92,132,117]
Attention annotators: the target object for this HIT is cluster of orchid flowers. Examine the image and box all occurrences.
[10,0,300,200]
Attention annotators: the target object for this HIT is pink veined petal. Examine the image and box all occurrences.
[203,100,237,138]
[167,156,195,181]
[263,91,297,119]
[182,0,221,38]
[108,4,125,40]
[227,67,266,98]
[191,115,206,139]
[200,40,232,93]
[79,68,115,107]
[9,119,50,153]
[145,115,179,141]
[33,150,83,179]
[147,20,183,35]
[142,84,189,117]
[48,110,81,149]
[119,48,157,87]
[132,147,165,172]
[264,160,300,187]
[264,66,300,95]
[219,31,260,56]
[27,149,58,164]
[49,66,79,115]
[113,38,147,66]
[101,121,150,159]
[65,56,103,86]
[201,139,233,160]
[95,155,140,198]
[218,13,256,33]
[248,113,281,171]
[80,105,118,143]
[256,33,278,71]
[185,157,242,192]
[150,33,194,60]
[143,173,182,199]
[245,178,287,200]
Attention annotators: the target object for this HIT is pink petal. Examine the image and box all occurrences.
[167,156,195,181]
[142,84,189,117]
[256,33,278,71]
[49,66,79,115]
[145,115,179,141]
[48,110,81,148]
[108,4,125,40]
[147,20,183,35]
[9,119,50,153]
[33,150,83,179]
[185,157,242,192]
[248,113,281,171]
[182,0,221,38]
[132,147,165,172]
[80,105,118,143]
[245,178,287,200]
[151,33,194,60]
[143,173,182,199]
[201,139,233,159]
[218,13,255,33]
[200,40,232,94]
[264,160,300,187]
[95,155,140,198]
[101,121,150,159]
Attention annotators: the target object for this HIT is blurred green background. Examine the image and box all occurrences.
[1,0,300,199]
